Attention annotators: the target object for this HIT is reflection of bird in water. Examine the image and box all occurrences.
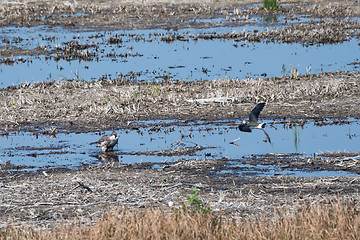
[90,131,119,152]
[96,152,119,162]
[231,103,271,144]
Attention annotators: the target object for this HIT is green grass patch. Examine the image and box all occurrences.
[262,0,280,11]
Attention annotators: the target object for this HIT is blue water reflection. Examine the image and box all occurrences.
[1,26,359,87]
[0,119,358,177]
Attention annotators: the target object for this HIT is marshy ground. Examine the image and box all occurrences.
[0,0,360,232]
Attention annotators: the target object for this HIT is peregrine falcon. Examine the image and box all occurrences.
[90,131,119,152]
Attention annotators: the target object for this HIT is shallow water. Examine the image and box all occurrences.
[217,164,359,178]
[1,16,359,177]
[0,25,359,87]
[1,119,358,177]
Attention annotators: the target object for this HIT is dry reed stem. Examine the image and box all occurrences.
[1,199,359,239]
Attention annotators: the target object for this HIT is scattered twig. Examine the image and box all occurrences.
[77,181,93,193]
[186,97,234,104]
[165,182,197,190]
[230,137,241,144]
[150,182,197,190]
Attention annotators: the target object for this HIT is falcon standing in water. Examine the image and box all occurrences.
[90,131,119,152]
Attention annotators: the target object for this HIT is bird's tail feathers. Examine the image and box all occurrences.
[256,123,266,129]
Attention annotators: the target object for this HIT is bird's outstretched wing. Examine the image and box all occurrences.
[90,134,110,145]
[249,103,265,122]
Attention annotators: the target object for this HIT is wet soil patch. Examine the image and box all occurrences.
[121,145,209,157]
[230,152,360,175]
[1,0,360,32]
[1,160,360,229]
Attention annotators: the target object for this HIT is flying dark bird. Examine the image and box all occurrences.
[231,103,271,144]
[90,131,119,152]
[238,102,266,132]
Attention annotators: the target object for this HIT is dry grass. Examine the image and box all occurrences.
[1,71,359,130]
[1,199,359,239]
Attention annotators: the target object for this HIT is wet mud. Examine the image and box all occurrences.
[1,156,360,229]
